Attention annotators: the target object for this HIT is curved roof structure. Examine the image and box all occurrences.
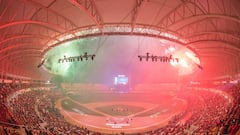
[0,0,240,80]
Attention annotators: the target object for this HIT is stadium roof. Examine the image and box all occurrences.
[0,0,240,80]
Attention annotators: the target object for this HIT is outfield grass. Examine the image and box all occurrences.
[68,93,172,104]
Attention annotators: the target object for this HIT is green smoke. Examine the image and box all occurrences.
[43,38,98,77]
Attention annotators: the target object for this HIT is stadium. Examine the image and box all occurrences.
[0,0,239,135]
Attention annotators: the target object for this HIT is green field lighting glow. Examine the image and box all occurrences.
[42,35,200,83]
[43,39,95,76]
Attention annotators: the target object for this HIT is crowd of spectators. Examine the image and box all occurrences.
[34,90,91,135]
[0,83,23,123]
[148,84,240,135]
[215,83,240,135]
[7,86,97,135]
[0,82,239,135]
[0,83,44,135]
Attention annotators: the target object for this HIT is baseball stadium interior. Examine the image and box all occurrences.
[0,0,240,135]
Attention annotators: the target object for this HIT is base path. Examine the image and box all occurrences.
[56,93,187,134]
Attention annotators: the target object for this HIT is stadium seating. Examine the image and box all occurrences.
[0,82,239,135]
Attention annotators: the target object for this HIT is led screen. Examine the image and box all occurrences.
[114,75,128,85]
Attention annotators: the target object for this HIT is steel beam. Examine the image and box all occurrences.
[192,44,240,53]
[0,43,42,54]
[42,30,185,54]
[131,0,147,33]
[0,34,60,45]
[176,17,234,32]
[0,20,66,33]
[175,17,240,48]
[68,0,103,30]
[10,55,40,66]
[187,39,240,50]
[195,47,240,56]
[197,50,238,58]
[28,0,78,28]
[17,0,78,38]
[0,49,41,61]
[157,1,206,28]
[187,31,240,47]
[9,55,40,72]
[173,14,240,30]
[157,0,240,29]
[187,31,240,43]
[11,0,79,39]
[42,23,187,54]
